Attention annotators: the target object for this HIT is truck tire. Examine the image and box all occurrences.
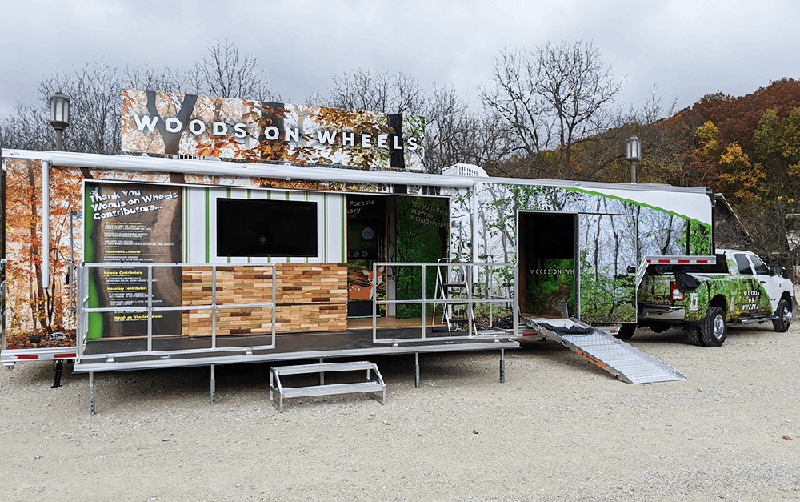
[615,323,636,339]
[700,307,727,347]
[772,299,791,332]
[686,326,703,346]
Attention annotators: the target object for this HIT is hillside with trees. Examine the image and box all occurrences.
[532,78,800,266]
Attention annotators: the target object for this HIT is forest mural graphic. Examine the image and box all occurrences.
[446,183,712,324]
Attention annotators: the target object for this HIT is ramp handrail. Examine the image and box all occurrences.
[76,262,278,361]
[371,261,518,344]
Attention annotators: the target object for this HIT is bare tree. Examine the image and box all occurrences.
[537,41,623,172]
[324,68,425,114]
[190,39,277,101]
[425,85,515,172]
[0,61,123,154]
[0,40,278,154]
[480,41,623,176]
[124,63,188,95]
[42,61,123,154]
[478,48,553,159]
[424,82,474,170]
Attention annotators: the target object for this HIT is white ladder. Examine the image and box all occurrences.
[435,260,475,334]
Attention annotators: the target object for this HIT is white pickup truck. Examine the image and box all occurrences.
[626,249,795,346]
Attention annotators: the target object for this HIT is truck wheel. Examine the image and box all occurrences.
[700,307,726,347]
[615,324,636,340]
[686,326,703,346]
[772,299,791,332]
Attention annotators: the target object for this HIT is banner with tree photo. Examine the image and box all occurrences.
[84,182,182,338]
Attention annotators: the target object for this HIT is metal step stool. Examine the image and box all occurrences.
[269,361,386,412]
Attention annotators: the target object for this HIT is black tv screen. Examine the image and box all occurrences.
[217,198,318,257]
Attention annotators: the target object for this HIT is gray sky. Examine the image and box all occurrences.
[1,0,799,121]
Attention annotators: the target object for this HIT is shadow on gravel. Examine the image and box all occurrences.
[39,351,497,412]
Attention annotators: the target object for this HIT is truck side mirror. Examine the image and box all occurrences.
[771,266,787,279]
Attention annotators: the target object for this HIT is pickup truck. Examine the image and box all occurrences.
[621,250,795,346]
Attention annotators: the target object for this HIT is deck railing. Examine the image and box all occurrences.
[371,261,518,344]
[76,262,277,361]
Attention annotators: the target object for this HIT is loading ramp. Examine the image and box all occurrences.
[524,318,686,384]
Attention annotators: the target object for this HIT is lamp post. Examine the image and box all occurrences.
[626,136,641,183]
[49,92,70,151]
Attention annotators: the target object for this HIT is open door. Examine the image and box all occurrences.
[345,193,449,319]
[518,212,578,318]
[346,194,387,317]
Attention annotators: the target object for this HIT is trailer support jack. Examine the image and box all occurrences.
[51,359,63,389]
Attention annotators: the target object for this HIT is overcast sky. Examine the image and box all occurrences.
[1,0,799,122]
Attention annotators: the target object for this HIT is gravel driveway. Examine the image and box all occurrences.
[2,320,799,501]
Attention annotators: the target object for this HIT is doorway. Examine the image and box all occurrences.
[518,212,578,318]
[345,193,450,319]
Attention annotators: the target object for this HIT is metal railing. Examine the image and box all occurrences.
[371,261,518,344]
[76,263,277,361]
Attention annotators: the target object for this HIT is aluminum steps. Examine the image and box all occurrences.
[269,361,386,412]
[525,318,686,384]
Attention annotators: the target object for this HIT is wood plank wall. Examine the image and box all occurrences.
[181,263,348,336]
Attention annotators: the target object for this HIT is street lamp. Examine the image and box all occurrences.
[626,136,641,183]
[49,92,70,151]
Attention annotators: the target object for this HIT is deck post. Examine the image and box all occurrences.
[210,364,216,405]
[414,352,420,388]
[500,349,506,383]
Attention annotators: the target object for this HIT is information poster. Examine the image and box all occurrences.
[84,182,182,338]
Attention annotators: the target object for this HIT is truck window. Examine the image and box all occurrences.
[734,254,753,275]
[749,254,770,275]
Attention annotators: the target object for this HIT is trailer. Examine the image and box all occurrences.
[1,90,715,412]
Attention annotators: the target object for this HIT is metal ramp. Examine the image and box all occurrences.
[525,318,686,384]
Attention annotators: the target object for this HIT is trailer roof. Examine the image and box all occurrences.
[1,148,711,196]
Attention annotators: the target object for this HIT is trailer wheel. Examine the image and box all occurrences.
[686,326,703,346]
[615,323,636,339]
[772,299,791,332]
[700,307,726,347]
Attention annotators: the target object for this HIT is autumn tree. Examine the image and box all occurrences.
[718,143,764,204]
[753,108,800,202]
[543,87,685,185]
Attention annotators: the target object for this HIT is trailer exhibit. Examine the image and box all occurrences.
[0,90,715,412]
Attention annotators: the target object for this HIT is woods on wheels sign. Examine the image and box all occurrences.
[84,182,183,339]
[120,89,425,171]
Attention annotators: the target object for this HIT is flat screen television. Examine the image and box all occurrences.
[216,198,318,257]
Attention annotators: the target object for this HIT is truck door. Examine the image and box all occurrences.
[732,253,771,316]
[747,253,780,315]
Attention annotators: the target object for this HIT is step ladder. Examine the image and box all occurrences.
[269,361,386,412]
[434,260,475,334]
[525,318,686,384]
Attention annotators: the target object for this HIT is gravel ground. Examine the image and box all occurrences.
[2,319,799,501]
